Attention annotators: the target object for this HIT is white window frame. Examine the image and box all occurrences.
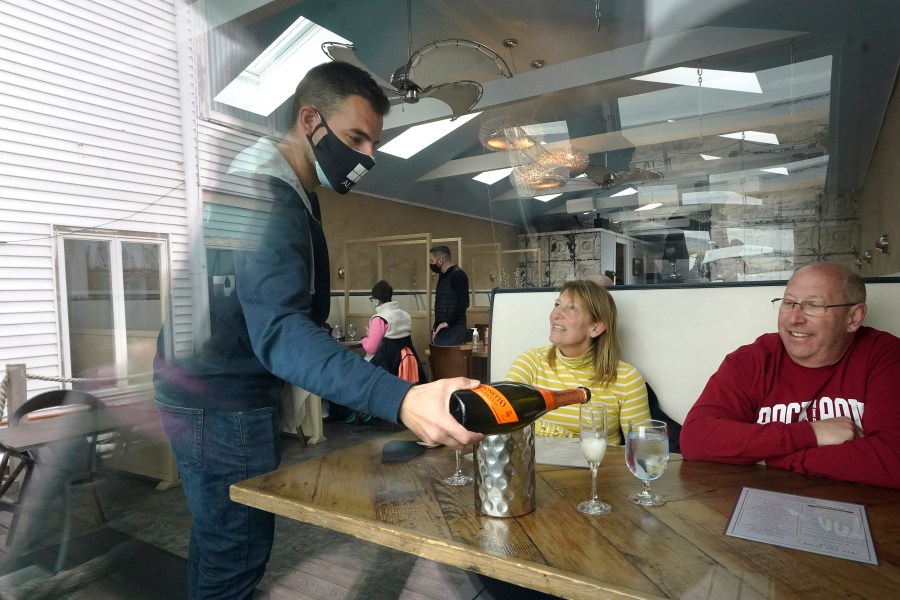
[195,13,291,137]
[56,230,170,393]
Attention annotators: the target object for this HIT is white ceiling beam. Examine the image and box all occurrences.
[387,25,806,131]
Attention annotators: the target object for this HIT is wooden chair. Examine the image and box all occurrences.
[427,343,473,380]
[8,389,109,571]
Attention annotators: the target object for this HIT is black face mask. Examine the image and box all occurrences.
[307,112,375,194]
[430,263,442,274]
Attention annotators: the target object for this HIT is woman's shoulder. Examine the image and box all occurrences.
[615,360,645,379]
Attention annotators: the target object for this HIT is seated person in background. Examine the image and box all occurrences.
[586,273,614,287]
[349,280,427,424]
[681,263,900,489]
[506,280,651,441]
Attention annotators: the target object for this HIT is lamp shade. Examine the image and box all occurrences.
[510,164,568,192]
[479,116,542,151]
[536,147,589,177]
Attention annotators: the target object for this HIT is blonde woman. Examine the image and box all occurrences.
[506,280,650,442]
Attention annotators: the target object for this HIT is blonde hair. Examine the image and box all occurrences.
[547,280,621,385]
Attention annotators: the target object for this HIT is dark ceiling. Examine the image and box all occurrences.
[207,0,900,232]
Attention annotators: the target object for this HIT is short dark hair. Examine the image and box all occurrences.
[429,245,451,261]
[291,61,390,126]
[371,280,393,303]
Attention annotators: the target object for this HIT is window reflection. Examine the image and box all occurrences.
[63,238,164,390]
[64,239,115,387]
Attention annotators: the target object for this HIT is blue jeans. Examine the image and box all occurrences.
[156,400,281,600]
[434,323,467,346]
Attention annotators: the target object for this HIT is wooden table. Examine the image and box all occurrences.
[231,433,900,599]
[0,401,158,453]
[1,401,165,534]
[340,340,364,352]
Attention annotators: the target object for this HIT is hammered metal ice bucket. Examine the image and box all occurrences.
[473,424,536,517]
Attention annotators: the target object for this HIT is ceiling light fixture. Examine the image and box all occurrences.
[323,0,511,120]
[510,164,568,191]
[536,147,589,177]
[478,116,541,151]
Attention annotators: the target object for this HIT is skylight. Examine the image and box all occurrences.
[682,191,763,205]
[473,167,513,185]
[534,194,562,202]
[701,154,722,161]
[611,187,638,197]
[214,17,350,116]
[761,167,789,176]
[380,113,480,159]
[720,131,780,145]
[633,67,762,93]
[635,202,663,211]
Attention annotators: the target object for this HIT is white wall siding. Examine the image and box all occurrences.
[199,122,263,198]
[0,0,191,397]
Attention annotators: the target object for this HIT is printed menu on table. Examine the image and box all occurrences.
[725,487,877,565]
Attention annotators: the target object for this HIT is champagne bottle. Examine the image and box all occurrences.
[450,382,590,434]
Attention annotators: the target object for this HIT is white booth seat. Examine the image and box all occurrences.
[489,280,900,425]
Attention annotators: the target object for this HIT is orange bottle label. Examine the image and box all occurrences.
[470,385,520,424]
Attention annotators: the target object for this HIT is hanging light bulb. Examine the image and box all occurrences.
[536,147,590,177]
[478,116,542,151]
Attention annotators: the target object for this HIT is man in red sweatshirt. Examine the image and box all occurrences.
[681,262,900,489]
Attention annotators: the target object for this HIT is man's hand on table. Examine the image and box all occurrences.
[399,377,485,450]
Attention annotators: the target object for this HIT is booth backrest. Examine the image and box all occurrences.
[489,280,900,424]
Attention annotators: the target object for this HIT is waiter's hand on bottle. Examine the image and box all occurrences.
[400,377,484,449]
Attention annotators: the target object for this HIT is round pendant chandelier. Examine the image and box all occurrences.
[510,164,568,191]
[536,147,590,177]
[478,116,542,151]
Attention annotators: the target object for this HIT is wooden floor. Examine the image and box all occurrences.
[1,419,550,599]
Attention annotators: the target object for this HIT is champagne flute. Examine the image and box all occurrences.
[625,419,669,507]
[332,325,343,342]
[443,448,473,486]
[577,403,611,515]
[347,323,357,341]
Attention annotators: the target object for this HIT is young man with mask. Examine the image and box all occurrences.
[429,245,470,345]
[154,62,483,600]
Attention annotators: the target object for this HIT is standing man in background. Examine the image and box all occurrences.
[430,245,470,345]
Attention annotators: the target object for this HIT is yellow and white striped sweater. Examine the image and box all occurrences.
[505,345,650,443]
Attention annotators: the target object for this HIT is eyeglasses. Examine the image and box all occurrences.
[771,298,857,315]
[369,296,378,305]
